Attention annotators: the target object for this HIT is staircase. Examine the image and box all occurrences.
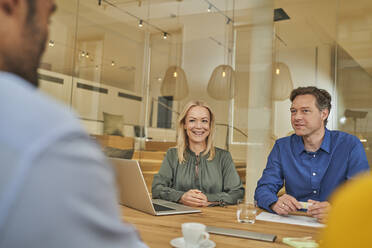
[132,148,167,193]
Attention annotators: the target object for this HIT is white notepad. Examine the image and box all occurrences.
[256,212,325,228]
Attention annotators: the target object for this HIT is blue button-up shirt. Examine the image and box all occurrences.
[254,129,370,212]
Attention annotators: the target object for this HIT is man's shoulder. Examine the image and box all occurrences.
[0,73,83,151]
[275,135,293,145]
[328,129,353,137]
[328,129,360,145]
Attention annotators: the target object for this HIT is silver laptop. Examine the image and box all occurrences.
[110,158,201,216]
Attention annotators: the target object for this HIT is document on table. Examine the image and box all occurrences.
[256,212,325,228]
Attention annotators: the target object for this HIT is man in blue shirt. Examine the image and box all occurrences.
[0,0,147,247]
[255,86,369,223]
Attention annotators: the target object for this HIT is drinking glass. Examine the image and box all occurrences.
[237,199,257,224]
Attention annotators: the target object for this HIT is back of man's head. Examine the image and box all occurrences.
[26,0,36,21]
[0,0,55,87]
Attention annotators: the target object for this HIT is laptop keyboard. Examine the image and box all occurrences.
[153,203,174,212]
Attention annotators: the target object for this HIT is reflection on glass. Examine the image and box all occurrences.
[35,0,372,194]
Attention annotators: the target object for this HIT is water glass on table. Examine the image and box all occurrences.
[237,199,257,224]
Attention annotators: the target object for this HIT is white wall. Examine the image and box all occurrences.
[273,44,335,139]
[38,69,143,135]
[147,13,234,148]
[38,69,73,106]
[181,13,233,149]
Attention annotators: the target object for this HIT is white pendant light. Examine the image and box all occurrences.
[207,64,235,100]
[272,62,293,101]
[161,65,189,100]
[273,22,293,101]
[160,1,188,101]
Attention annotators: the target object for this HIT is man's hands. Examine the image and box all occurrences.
[271,194,302,215]
[179,189,210,207]
[271,195,331,223]
[307,199,331,223]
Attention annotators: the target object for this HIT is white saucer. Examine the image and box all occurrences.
[170,237,216,248]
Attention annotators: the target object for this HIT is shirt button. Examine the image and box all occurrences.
[312,172,316,176]
[313,154,316,158]
[313,190,317,194]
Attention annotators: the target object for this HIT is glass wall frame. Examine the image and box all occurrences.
[38,0,372,199]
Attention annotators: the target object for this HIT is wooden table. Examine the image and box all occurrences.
[121,205,321,247]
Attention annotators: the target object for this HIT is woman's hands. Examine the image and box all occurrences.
[179,189,210,207]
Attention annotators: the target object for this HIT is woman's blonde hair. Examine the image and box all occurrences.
[177,100,216,163]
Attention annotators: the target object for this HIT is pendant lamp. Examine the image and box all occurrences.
[207,64,235,100]
[161,65,189,100]
[272,62,293,101]
[160,1,188,101]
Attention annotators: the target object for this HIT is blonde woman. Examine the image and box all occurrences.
[152,100,244,207]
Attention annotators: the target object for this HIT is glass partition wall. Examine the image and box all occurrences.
[38,0,372,200]
[335,0,372,165]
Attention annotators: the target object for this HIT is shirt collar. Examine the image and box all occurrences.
[293,128,331,154]
[320,128,331,154]
[293,134,305,155]
[0,71,35,90]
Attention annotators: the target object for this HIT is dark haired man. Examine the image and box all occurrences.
[255,86,369,223]
[0,0,146,247]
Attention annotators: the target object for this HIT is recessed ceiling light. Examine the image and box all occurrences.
[48,40,55,47]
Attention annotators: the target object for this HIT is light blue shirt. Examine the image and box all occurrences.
[0,72,147,248]
[255,129,370,212]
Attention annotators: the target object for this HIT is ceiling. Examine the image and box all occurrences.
[45,0,372,91]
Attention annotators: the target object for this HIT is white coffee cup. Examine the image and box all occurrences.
[181,222,210,248]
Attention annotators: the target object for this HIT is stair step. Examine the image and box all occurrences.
[145,141,176,151]
[234,160,246,168]
[236,167,246,184]
[132,151,166,160]
[134,159,162,171]
[143,171,157,193]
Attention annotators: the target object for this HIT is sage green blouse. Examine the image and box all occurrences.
[152,147,244,205]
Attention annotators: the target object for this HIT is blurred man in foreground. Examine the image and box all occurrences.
[0,0,147,247]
